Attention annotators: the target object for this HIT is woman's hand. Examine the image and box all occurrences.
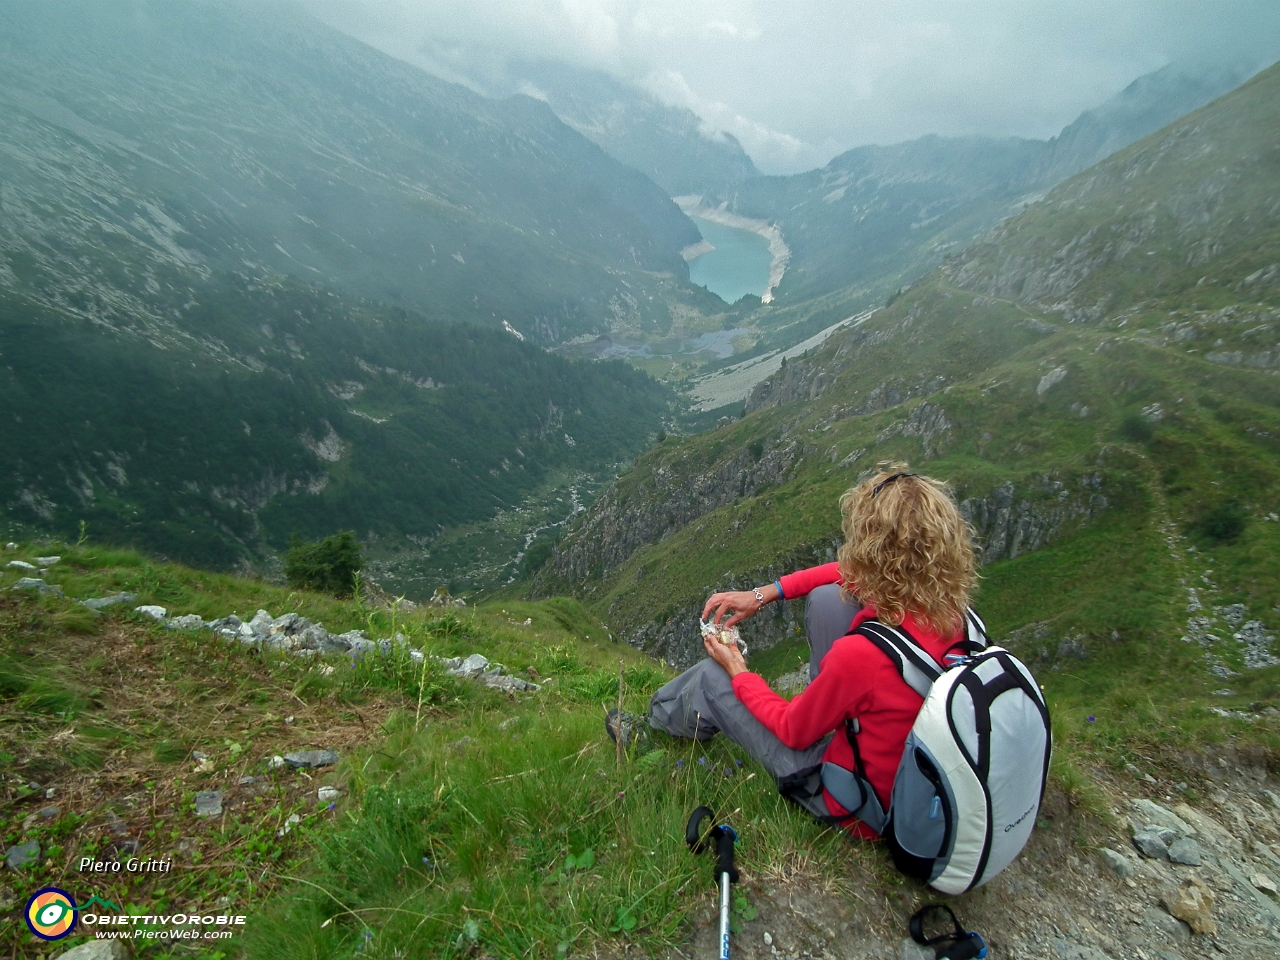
[703,632,748,678]
[702,583,779,628]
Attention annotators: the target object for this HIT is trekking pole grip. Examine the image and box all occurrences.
[715,824,739,883]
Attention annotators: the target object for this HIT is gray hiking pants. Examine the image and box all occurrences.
[648,584,862,819]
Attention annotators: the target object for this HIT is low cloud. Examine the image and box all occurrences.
[304,0,1280,174]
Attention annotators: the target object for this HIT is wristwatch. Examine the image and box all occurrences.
[753,588,766,605]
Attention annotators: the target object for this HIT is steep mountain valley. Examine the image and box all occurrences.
[1,3,1278,958]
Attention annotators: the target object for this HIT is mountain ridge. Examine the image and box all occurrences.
[703,59,1267,311]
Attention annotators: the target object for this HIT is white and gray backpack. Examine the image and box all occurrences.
[819,612,1052,894]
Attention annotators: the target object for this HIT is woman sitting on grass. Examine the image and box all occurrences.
[642,463,980,836]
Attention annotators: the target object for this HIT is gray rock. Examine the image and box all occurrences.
[14,577,62,596]
[448,654,490,677]
[296,624,331,650]
[318,630,352,654]
[1133,827,1172,859]
[82,592,136,610]
[1152,952,1184,960]
[897,939,933,960]
[317,785,341,802]
[284,749,338,769]
[1262,789,1280,811]
[1098,847,1136,878]
[167,614,205,631]
[5,840,40,869]
[263,632,299,652]
[1131,799,1195,837]
[483,674,541,693]
[236,622,258,644]
[134,605,167,620]
[1168,836,1203,866]
[194,791,223,817]
[1235,620,1280,669]
[5,560,36,571]
[33,556,60,566]
[53,939,131,960]
[271,612,302,634]
[347,636,377,655]
[1050,940,1113,960]
[1144,905,1192,940]
[248,609,274,637]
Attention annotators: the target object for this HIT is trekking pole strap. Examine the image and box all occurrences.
[908,904,987,959]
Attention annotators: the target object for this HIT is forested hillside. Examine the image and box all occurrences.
[0,0,689,570]
[0,271,671,568]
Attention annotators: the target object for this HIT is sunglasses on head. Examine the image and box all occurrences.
[871,472,916,498]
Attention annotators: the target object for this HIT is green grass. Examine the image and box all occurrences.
[243,709,870,960]
[1,541,895,958]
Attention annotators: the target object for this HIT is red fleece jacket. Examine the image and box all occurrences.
[733,563,964,838]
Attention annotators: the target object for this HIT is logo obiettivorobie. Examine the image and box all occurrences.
[25,887,78,941]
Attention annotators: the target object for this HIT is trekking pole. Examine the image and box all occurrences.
[685,805,738,960]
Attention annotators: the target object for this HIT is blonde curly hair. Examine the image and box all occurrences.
[836,462,977,635]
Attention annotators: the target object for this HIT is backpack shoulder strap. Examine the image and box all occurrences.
[964,607,989,651]
[854,619,941,698]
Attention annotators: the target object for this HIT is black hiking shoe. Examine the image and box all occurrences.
[605,708,649,750]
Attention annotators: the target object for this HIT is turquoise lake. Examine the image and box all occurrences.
[687,216,772,304]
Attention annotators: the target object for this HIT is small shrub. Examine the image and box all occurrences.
[1119,414,1153,443]
[1198,500,1248,543]
[747,439,765,461]
[283,531,362,595]
[521,540,556,580]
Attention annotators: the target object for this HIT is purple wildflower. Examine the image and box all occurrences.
[1087,715,1096,723]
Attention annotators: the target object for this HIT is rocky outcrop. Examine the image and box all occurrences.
[961,473,1108,564]
[875,402,953,459]
[535,437,805,590]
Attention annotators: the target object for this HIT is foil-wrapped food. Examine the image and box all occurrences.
[700,619,747,656]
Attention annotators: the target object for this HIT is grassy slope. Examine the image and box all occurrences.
[2,542,897,959]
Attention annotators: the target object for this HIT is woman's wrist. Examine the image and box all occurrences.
[755,583,781,606]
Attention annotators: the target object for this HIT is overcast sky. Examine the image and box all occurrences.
[304,0,1280,174]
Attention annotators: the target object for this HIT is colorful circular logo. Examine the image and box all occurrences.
[25,887,78,941]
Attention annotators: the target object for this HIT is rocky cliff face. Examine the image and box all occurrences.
[962,473,1108,564]
[535,436,807,590]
